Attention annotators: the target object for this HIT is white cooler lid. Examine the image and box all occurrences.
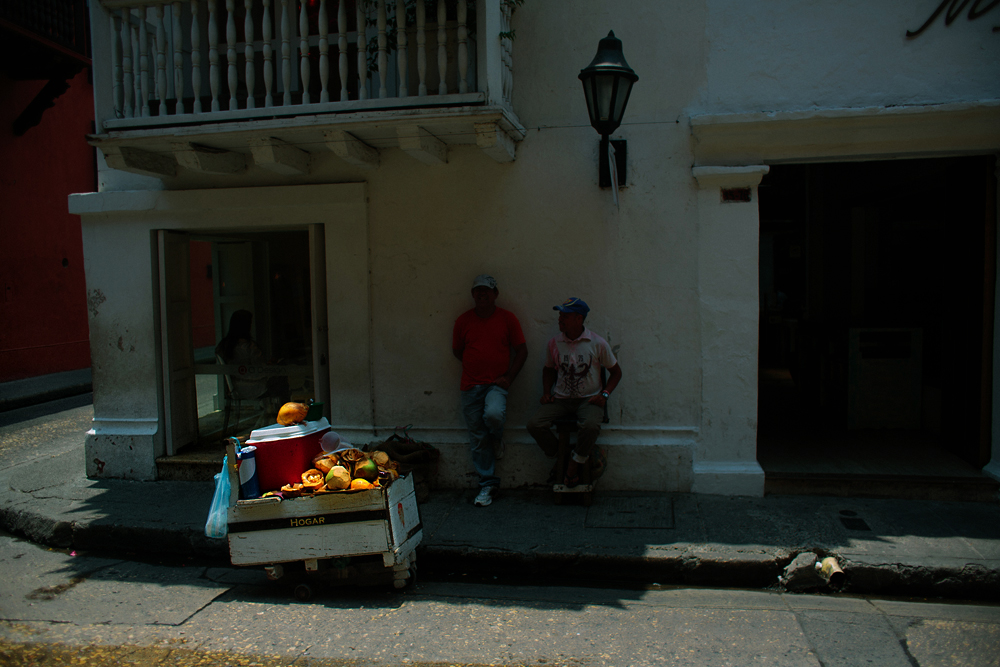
[246,417,331,443]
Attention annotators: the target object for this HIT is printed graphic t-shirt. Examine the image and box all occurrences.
[545,328,617,398]
[453,307,526,391]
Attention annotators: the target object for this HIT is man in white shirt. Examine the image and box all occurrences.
[526,297,622,486]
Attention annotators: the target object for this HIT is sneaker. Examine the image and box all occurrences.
[474,486,495,507]
[493,437,505,460]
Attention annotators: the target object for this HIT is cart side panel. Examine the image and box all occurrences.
[228,488,385,524]
[386,476,421,551]
[229,520,390,565]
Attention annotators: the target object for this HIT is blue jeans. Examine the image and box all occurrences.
[460,384,507,488]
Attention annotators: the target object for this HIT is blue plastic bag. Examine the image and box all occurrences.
[204,455,230,539]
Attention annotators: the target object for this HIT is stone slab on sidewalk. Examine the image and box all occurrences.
[1,402,998,600]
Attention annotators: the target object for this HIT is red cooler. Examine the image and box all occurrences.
[246,418,331,492]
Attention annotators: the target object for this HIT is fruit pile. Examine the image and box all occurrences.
[276,448,400,498]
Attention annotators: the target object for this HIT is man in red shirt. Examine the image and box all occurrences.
[452,275,528,506]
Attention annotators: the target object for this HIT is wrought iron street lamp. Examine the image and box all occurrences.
[579,31,638,188]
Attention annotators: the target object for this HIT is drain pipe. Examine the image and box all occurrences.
[816,556,845,587]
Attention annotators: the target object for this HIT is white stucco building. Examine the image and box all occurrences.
[71,0,1000,497]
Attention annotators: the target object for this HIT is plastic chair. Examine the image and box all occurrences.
[218,354,244,440]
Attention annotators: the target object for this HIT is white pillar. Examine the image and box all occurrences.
[692,165,770,496]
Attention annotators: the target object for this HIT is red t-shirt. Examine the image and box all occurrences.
[452,307,526,391]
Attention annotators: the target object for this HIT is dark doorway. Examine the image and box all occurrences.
[757,156,998,499]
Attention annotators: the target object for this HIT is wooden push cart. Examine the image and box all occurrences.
[224,442,422,600]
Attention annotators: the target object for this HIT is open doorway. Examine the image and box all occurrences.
[193,231,315,442]
[159,229,319,459]
[756,155,998,499]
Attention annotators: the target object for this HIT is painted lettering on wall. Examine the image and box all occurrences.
[906,0,1000,38]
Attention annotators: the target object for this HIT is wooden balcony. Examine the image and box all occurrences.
[88,0,523,178]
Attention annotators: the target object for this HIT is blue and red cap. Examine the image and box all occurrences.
[553,297,589,315]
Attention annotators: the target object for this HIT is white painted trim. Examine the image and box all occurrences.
[103,93,488,131]
[691,101,1000,166]
[691,101,1000,128]
[88,417,160,436]
[93,105,527,144]
[691,460,765,497]
[692,165,770,190]
[69,183,367,217]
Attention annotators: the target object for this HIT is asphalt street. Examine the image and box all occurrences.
[1,529,999,666]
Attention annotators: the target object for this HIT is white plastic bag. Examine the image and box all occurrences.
[204,455,230,539]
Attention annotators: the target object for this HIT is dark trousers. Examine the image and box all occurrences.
[526,397,603,458]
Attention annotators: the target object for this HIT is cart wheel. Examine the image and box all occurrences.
[392,565,417,590]
[294,583,314,601]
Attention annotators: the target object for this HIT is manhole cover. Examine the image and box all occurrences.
[585,496,674,529]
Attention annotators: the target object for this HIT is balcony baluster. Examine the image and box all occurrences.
[457,0,468,93]
[155,5,167,115]
[120,7,134,117]
[262,0,273,107]
[500,0,512,107]
[208,0,220,111]
[416,0,426,96]
[299,0,310,104]
[319,0,329,103]
[356,2,367,100]
[436,0,446,95]
[280,0,291,105]
[139,7,150,116]
[396,0,407,97]
[226,0,238,110]
[173,2,184,113]
[377,0,387,99]
[111,12,123,117]
[191,0,202,113]
[245,0,256,108]
[338,0,348,101]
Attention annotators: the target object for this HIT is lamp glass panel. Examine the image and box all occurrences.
[611,78,633,125]
[595,73,617,121]
[583,78,597,125]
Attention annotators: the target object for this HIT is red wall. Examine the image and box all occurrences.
[190,241,216,349]
[0,69,94,382]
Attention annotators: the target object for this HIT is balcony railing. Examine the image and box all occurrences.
[96,0,513,130]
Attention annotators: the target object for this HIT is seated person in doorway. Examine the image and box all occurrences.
[452,274,528,508]
[526,297,622,487]
[215,309,290,405]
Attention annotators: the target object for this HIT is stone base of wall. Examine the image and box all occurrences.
[86,432,158,481]
[691,460,765,497]
[398,440,695,492]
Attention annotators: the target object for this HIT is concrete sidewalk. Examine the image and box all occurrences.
[1,401,999,601]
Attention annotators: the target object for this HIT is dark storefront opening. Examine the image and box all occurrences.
[756,155,999,500]
[157,229,316,471]
[191,231,315,444]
